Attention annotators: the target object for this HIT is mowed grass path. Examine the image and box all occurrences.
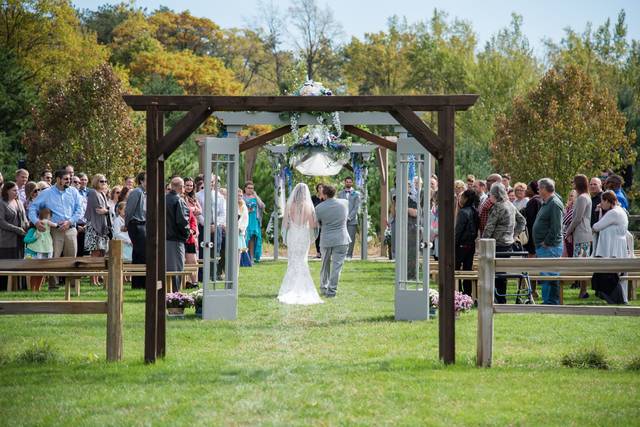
[1,260,639,426]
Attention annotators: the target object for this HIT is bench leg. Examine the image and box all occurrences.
[559,283,564,305]
[630,280,638,301]
[75,278,80,297]
[65,278,71,301]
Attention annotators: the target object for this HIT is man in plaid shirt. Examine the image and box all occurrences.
[479,173,503,234]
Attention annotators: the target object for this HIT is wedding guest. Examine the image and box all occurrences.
[15,168,29,205]
[454,180,466,217]
[565,175,592,299]
[532,178,564,305]
[85,174,111,286]
[482,183,526,303]
[479,173,502,234]
[243,181,265,263]
[29,169,83,291]
[466,174,475,190]
[112,202,133,263]
[123,176,134,191]
[522,181,542,257]
[562,190,577,257]
[338,177,361,259]
[23,181,38,213]
[41,170,53,185]
[0,182,28,291]
[197,175,227,281]
[24,207,56,291]
[507,188,516,204]
[589,177,603,227]
[125,172,146,289]
[512,182,529,211]
[166,177,190,292]
[238,188,249,264]
[604,174,629,211]
[75,172,89,257]
[474,180,488,203]
[118,186,130,204]
[108,185,122,223]
[592,190,630,304]
[311,183,324,258]
[183,177,201,285]
[455,189,479,296]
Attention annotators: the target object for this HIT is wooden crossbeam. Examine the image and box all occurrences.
[123,95,479,112]
[0,257,106,271]
[343,125,396,151]
[239,125,299,152]
[156,105,212,159]
[0,301,107,315]
[390,106,443,158]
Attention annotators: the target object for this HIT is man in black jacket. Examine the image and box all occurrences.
[166,177,191,292]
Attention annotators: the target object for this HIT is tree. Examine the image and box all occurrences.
[149,9,224,56]
[288,0,342,81]
[491,65,635,197]
[23,64,144,182]
[109,11,163,66]
[0,0,109,92]
[79,2,139,44]
[0,48,37,171]
[129,48,242,95]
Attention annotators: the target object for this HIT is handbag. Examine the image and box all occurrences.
[516,228,529,246]
[23,227,38,245]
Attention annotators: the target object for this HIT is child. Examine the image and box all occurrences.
[24,207,56,291]
[112,202,133,262]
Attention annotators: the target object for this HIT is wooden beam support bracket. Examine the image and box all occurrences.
[343,125,397,151]
[390,106,443,158]
[157,105,212,159]
[239,125,300,152]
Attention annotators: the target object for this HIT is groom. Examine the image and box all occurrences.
[315,184,351,298]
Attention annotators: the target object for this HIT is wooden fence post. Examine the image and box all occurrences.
[477,239,495,368]
[107,240,124,362]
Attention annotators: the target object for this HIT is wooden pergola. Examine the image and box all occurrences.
[123,94,479,364]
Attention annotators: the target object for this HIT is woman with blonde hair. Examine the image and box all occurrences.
[85,174,111,286]
[512,182,529,211]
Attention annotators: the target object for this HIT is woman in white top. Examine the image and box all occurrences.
[592,190,629,304]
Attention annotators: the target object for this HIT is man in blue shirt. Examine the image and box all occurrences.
[29,169,83,290]
[604,175,629,211]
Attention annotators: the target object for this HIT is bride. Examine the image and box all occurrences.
[277,183,324,305]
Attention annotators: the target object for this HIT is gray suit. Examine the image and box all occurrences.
[337,189,361,258]
[315,198,351,297]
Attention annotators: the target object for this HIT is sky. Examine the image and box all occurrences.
[74,0,640,57]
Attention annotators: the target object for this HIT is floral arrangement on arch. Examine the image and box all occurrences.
[166,292,195,309]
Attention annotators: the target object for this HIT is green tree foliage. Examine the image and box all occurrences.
[0,48,37,171]
[24,64,143,182]
[0,0,109,92]
[149,9,224,55]
[79,1,139,44]
[109,11,163,66]
[491,65,635,196]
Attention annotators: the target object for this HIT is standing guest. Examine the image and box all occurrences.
[71,175,80,188]
[108,185,122,223]
[183,177,201,284]
[522,181,542,256]
[430,175,438,193]
[430,189,439,260]
[238,188,249,264]
[15,168,29,205]
[466,174,475,190]
[454,180,466,218]
[41,170,53,185]
[479,173,502,234]
[75,172,89,257]
[501,174,511,190]
[592,190,630,304]
[28,169,83,291]
[118,186,130,204]
[123,176,134,191]
[194,175,205,193]
[23,181,38,213]
[0,182,28,291]
[24,207,56,291]
[604,174,629,211]
[197,175,227,281]
[85,174,111,286]
[507,188,516,204]
[112,202,133,263]
[512,182,529,211]
[166,177,190,292]
[565,174,593,299]
[455,189,480,296]
[124,172,146,289]
[311,183,324,258]
[532,178,564,305]
[63,164,74,179]
[482,183,526,303]
[562,190,577,257]
[474,180,488,203]
[338,176,362,259]
[243,181,265,263]
[589,177,603,227]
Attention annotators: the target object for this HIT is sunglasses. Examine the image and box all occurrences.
[99,180,108,183]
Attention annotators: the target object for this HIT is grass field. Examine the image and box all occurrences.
[1,260,639,426]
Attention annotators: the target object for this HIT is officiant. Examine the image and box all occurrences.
[338,177,361,259]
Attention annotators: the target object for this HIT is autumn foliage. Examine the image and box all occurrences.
[491,64,636,196]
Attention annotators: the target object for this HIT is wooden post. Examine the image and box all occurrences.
[144,106,159,364]
[107,240,124,362]
[476,239,495,368]
[378,147,388,257]
[156,114,167,359]
[438,106,456,364]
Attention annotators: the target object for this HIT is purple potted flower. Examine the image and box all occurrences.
[166,292,195,317]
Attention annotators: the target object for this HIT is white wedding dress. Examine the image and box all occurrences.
[277,184,323,305]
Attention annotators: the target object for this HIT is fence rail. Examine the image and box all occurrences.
[476,238,640,368]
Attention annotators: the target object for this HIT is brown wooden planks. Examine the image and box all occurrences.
[0,301,107,315]
[343,125,397,151]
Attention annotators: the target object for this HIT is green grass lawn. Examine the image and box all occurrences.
[1,260,639,426]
